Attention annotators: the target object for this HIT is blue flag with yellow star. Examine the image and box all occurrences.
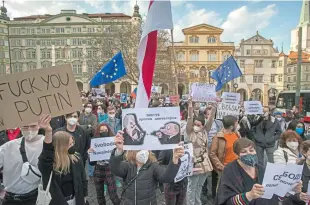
[90,51,127,87]
[211,55,242,91]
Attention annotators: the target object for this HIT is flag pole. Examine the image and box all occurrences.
[170,29,179,96]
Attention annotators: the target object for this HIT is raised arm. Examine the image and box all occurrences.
[186,98,194,135]
[204,105,216,133]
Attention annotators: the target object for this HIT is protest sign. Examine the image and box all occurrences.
[175,143,193,182]
[169,95,179,105]
[216,102,240,119]
[151,86,162,94]
[120,93,128,103]
[262,162,303,199]
[0,64,82,130]
[122,107,181,150]
[244,101,263,115]
[191,83,216,102]
[221,92,240,104]
[89,137,115,162]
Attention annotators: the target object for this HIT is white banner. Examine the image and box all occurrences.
[216,102,240,119]
[191,83,216,102]
[222,92,240,104]
[89,137,115,162]
[244,101,263,115]
[122,107,181,150]
[262,162,303,199]
[174,143,193,182]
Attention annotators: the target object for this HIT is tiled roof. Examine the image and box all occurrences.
[288,51,310,63]
[279,52,287,57]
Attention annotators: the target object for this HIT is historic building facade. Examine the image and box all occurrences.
[234,32,280,106]
[168,24,235,96]
[0,5,145,95]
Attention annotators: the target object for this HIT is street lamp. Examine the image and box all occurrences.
[233,83,238,92]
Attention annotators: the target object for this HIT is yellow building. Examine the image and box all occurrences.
[168,24,235,95]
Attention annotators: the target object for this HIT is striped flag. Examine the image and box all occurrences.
[135,0,173,108]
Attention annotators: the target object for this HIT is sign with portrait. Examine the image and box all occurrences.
[174,143,193,182]
[122,107,181,150]
[120,93,128,103]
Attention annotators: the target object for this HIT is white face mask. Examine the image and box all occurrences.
[109,114,115,119]
[287,141,299,150]
[193,126,201,133]
[276,117,282,121]
[85,108,92,113]
[136,150,149,164]
[22,130,39,142]
[67,117,78,126]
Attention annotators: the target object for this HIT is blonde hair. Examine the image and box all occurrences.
[126,150,157,164]
[53,131,78,174]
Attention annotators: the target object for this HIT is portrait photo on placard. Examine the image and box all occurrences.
[122,107,181,150]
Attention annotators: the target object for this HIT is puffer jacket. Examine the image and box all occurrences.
[110,149,180,205]
[273,146,300,164]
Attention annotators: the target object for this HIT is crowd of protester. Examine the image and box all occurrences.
[0,90,309,205]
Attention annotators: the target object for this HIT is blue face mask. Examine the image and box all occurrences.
[239,154,258,167]
[296,127,304,135]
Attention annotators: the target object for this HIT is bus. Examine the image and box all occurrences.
[275,90,310,122]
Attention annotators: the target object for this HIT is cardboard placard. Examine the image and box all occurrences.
[174,143,193,182]
[216,102,240,120]
[0,64,82,130]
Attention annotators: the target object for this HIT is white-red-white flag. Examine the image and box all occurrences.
[135,0,173,108]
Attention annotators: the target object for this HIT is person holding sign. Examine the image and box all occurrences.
[186,97,214,205]
[215,138,288,205]
[110,131,184,205]
[88,123,121,205]
[0,115,50,205]
[38,115,88,205]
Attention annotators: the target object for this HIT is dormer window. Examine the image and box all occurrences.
[189,36,199,43]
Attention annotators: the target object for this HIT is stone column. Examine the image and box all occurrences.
[36,40,41,69]
[263,84,268,106]
[52,45,55,66]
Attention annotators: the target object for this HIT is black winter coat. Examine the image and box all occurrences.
[38,142,88,205]
[110,149,180,205]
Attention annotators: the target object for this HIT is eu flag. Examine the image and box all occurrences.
[90,51,127,87]
[211,55,242,91]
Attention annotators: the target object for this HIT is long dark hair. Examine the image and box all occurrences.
[94,123,115,137]
[287,120,306,140]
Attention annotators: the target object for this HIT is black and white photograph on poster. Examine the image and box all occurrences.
[174,143,193,183]
[122,107,181,150]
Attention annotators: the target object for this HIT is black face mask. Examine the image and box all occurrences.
[68,146,76,155]
[100,132,109,138]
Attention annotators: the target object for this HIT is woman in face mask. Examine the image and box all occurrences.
[110,131,184,205]
[87,123,120,205]
[216,138,302,205]
[38,129,88,205]
[273,130,303,164]
[97,105,108,123]
[287,120,308,141]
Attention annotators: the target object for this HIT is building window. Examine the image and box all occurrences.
[42,61,52,69]
[305,66,310,72]
[41,28,51,34]
[72,27,82,33]
[208,53,217,61]
[72,39,83,46]
[55,50,65,59]
[278,74,283,82]
[288,67,292,73]
[253,75,263,83]
[0,64,5,75]
[87,27,96,33]
[190,51,199,61]
[279,61,283,67]
[26,28,35,34]
[288,76,291,82]
[11,39,22,47]
[11,28,21,35]
[13,63,23,73]
[207,37,216,43]
[189,36,199,43]
[254,60,263,68]
[26,50,36,59]
[222,53,230,61]
[55,39,66,46]
[26,39,36,47]
[271,74,275,83]
[72,49,83,58]
[246,49,251,55]
[72,62,82,74]
[41,40,51,46]
[176,52,185,61]
[272,61,277,68]
[307,75,310,81]
[27,62,36,71]
[294,67,297,72]
[240,75,245,83]
[293,75,296,82]
[56,28,65,33]
[12,50,23,60]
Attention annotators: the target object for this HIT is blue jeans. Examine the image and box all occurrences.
[187,173,209,205]
[88,163,94,177]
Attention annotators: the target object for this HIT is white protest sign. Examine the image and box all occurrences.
[261,162,303,199]
[122,107,181,150]
[222,92,240,104]
[120,93,128,103]
[216,102,240,119]
[175,143,193,182]
[244,101,263,115]
[89,137,115,162]
[191,83,216,102]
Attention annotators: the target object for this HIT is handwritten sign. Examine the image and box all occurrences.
[221,92,240,104]
[244,101,263,115]
[262,162,303,199]
[122,107,180,150]
[191,83,216,102]
[89,137,115,162]
[120,93,128,103]
[175,143,193,182]
[216,102,240,119]
[0,64,81,130]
